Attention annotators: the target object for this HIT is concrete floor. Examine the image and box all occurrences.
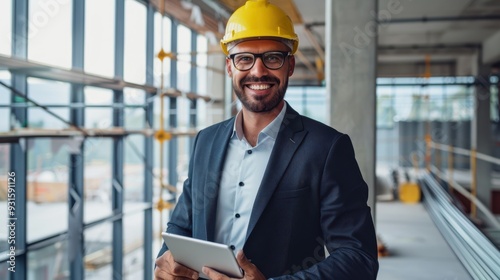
[376,201,472,280]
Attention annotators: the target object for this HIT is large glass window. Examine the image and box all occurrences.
[177,24,192,93]
[490,75,499,122]
[28,78,70,129]
[196,35,208,129]
[0,0,12,56]
[28,240,69,279]
[124,88,145,129]
[0,144,10,258]
[124,0,147,84]
[27,138,69,242]
[176,26,193,188]
[85,87,113,129]
[286,86,327,123]
[0,71,11,132]
[375,77,476,168]
[123,213,144,279]
[84,222,113,279]
[84,138,113,223]
[124,134,145,204]
[84,87,114,223]
[85,0,116,77]
[154,13,172,88]
[28,0,72,68]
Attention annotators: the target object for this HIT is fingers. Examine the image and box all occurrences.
[236,250,253,270]
[202,266,229,280]
[235,250,266,280]
[154,251,199,280]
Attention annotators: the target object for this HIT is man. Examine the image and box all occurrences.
[154,0,379,279]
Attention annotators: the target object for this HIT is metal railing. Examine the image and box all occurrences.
[427,139,500,221]
[421,173,500,280]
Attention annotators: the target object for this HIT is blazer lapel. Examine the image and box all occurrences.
[246,105,307,240]
[204,119,234,241]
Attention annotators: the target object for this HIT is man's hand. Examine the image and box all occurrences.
[202,250,266,280]
[154,250,199,280]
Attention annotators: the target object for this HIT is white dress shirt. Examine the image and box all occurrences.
[214,103,287,252]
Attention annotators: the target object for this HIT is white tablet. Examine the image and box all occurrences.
[161,232,244,279]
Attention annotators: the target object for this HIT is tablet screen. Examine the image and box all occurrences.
[162,232,244,279]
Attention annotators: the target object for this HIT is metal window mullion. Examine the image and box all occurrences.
[143,3,155,280]
[113,0,125,279]
[68,0,85,279]
[168,20,178,193]
[10,1,28,279]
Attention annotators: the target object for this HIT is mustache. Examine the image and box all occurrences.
[240,75,279,84]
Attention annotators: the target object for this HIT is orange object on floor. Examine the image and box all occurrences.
[399,182,421,204]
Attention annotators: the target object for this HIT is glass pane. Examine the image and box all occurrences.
[124,0,146,84]
[286,86,326,123]
[85,0,115,77]
[124,88,145,129]
[0,71,11,132]
[0,0,12,56]
[154,13,172,88]
[491,82,499,122]
[84,222,112,279]
[196,35,208,128]
[84,87,113,129]
[153,89,168,130]
[0,261,9,279]
[178,98,189,129]
[123,213,144,279]
[0,144,10,258]
[305,87,326,123]
[84,138,113,224]
[177,24,191,92]
[27,78,70,129]
[27,240,69,280]
[27,138,69,243]
[28,0,72,68]
[124,135,145,203]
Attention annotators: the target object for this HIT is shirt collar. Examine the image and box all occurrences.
[232,102,287,142]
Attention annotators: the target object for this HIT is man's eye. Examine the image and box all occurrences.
[266,55,281,62]
[236,55,253,63]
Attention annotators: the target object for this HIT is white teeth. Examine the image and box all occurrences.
[248,84,271,90]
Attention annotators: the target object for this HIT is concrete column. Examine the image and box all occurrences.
[472,59,492,217]
[326,0,378,218]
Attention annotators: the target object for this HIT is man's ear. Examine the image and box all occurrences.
[288,55,295,77]
[226,57,233,77]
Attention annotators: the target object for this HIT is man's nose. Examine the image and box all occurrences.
[249,57,269,75]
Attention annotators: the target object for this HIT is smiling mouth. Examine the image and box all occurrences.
[247,84,272,90]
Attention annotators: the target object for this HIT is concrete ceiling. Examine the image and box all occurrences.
[291,0,500,82]
[162,0,500,84]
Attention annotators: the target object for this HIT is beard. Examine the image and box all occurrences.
[233,75,288,113]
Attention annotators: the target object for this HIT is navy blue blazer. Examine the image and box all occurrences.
[158,104,379,279]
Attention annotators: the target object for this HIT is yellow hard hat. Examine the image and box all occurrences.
[220,0,299,56]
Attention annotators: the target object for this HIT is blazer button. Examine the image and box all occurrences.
[235,213,240,218]
[247,150,252,154]
[230,245,235,250]
[239,182,244,187]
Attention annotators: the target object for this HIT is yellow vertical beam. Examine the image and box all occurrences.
[158,0,166,239]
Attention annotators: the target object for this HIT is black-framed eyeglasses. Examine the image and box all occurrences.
[228,51,290,71]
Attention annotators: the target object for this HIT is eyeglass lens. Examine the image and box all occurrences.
[231,51,288,71]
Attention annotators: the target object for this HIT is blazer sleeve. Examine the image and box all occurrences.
[271,134,379,280]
